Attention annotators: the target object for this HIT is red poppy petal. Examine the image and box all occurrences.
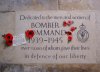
[25,30,34,39]
[6,40,13,46]
[70,27,77,32]
[67,20,73,25]
[25,30,29,38]
[63,21,67,27]
[68,36,72,41]
[28,30,34,39]
[4,33,13,41]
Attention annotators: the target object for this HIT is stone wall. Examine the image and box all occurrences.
[0,0,100,72]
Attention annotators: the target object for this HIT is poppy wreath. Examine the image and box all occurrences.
[25,30,34,42]
[2,33,13,46]
[64,20,77,43]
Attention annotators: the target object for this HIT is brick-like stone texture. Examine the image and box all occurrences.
[0,64,100,72]
[0,0,58,11]
[59,0,93,10]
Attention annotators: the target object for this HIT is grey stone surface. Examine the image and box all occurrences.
[59,0,93,10]
[0,0,100,72]
[0,0,58,11]
[0,12,15,48]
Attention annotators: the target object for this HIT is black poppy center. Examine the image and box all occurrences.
[65,31,72,35]
[29,31,33,35]
[7,36,11,39]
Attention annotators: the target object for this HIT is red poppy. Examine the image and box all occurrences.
[65,31,72,35]
[6,40,13,46]
[63,21,67,27]
[25,30,34,39]
[67,20,73,26]
[68,35,72,41]
[4,33,13,41]
[70,27,77,32]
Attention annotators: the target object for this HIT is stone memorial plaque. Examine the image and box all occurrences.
[0,11,97,64]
